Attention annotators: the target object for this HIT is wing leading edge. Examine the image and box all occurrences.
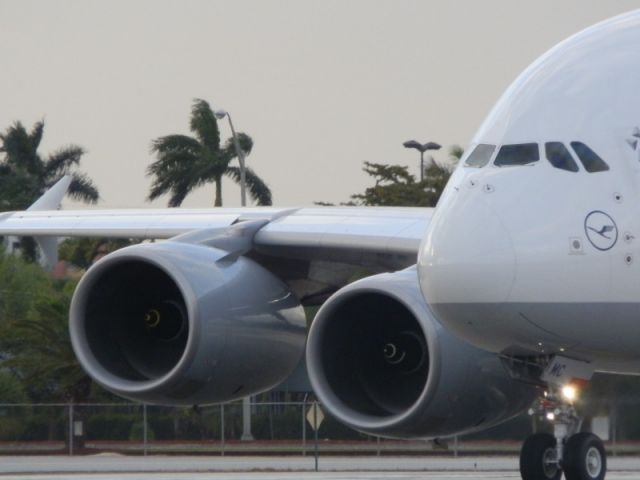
[0,205,432,258]
[0,177,432,297]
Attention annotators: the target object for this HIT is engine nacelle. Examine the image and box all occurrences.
[306,269,538,439]
[70,241,306,405]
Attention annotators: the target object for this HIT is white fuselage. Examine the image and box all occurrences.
[417,10,640,373]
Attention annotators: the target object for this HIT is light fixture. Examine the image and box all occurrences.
[402,140,441,182]
[562,384,578,402]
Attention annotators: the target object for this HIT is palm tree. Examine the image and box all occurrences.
[0,120,98,211]
[449,144,464,163]
[0,120,99,261]
[147,99,272,207]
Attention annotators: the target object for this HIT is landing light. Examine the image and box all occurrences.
[562,385,578,402]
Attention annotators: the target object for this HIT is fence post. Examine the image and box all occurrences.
[68,404,74,456]
[143,404,148,456]
[611,400,617,457]
[302,402,307,456]
[241,396,253,440]
[313,402,319,472]
[220,404,225,456]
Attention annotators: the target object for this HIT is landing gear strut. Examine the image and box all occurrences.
[520,386,606,480]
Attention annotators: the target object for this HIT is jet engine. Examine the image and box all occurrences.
[306,269,538,438]
[70,241,306,405]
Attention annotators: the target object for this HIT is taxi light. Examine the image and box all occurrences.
[562,385,578,402]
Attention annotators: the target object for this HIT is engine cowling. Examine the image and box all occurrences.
[70,241,306,405]
[306,269,538,439]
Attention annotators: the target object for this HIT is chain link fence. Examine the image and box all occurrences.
[0,398,637,456]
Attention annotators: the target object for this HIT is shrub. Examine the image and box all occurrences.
[129,421,155,441]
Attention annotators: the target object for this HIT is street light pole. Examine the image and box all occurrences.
[403,140,442,182]
[214,107,252,439]
[214,109,247,207]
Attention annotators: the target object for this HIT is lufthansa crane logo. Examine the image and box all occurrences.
[584,211,618,251]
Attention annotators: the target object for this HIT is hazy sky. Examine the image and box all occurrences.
[1,1,638,209]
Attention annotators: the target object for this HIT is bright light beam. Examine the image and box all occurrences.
[562,384,578,402]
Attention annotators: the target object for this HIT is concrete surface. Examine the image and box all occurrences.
[1,455,640,477]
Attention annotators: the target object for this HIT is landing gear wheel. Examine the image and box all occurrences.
[563,432,606,480]
[519,433,561,480]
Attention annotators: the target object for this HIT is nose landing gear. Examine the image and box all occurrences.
[520,387,606,480]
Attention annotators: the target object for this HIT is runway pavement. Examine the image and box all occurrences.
[2,456,640,479]
[4,472,640,480]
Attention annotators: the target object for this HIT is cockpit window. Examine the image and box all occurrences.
[545,142,579,172]
[494,143,539,167]
[464,144,495,168]
[570,142,609,173]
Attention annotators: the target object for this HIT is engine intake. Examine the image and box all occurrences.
[307,269,538,439]
[319,293,428,416]
[84,260,188,382]
[71,241,306,405]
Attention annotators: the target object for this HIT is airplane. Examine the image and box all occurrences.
[0,8,637,480]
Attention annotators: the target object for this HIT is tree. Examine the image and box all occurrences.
[449,144,464,162]
[0,120,99,261]
[147,99,272,207]
[0,369,28,404]
[58,237,136,270]
[320,145,462,208]
[0,282,92,403]
[0,247,50,325]
[350,163,429,206]
[0,251,92,403]
[0,120,98,211]
[351,144,462,207]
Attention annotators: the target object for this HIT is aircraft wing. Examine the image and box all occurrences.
[0,177,432,302]
[0,205,431,257]
[0,204,432,303]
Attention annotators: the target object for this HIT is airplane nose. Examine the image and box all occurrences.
[418,198,516,336]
